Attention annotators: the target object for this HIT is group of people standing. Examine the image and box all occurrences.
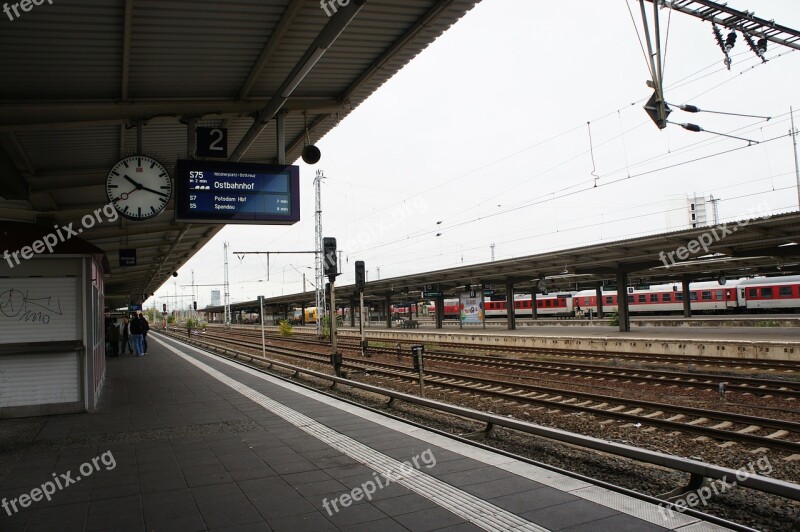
[106,313,150,357]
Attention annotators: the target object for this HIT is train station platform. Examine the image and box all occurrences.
[298,323,800,361]
[0,333,733,531]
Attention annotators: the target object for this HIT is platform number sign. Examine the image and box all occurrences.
[196,127,228,158]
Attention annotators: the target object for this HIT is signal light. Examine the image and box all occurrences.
[193,301,197,311]
[323,237,337,278]
[355,261,365,292]
[162,303,166,312]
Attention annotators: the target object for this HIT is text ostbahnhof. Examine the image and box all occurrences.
[213,182,256,190]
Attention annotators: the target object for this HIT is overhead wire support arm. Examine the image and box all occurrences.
[642,0,800,52]
[638,0,669,129]
[666,102,771,120]
[233,250,319,282]
[667,121,759,145]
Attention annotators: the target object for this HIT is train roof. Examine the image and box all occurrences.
[737,275,800,286]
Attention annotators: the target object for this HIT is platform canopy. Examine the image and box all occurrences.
[0,0,481,306]
[212,209,800,313]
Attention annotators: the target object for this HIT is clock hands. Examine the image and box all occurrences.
[140,185,170,198]
[123,175,169,198]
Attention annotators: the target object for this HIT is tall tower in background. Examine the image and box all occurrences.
[665,194,711,230]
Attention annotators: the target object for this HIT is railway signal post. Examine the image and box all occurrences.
[355,261,367,357]
[324,238,342,377]
[258,295,266,359]
[411,345,425,398]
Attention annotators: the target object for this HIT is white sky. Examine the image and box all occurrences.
[150,0,800,310]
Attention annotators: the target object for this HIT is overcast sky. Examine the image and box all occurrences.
[150,0,800,310]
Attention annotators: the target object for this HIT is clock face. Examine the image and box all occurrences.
[106,156,172,220]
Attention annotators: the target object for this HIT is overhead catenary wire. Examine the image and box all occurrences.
[351,131,791,256]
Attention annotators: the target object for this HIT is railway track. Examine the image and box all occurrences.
[209,324,800,372]
[191,328,800,398]
[166,329,800,456]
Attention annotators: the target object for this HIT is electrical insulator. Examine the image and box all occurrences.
[757,38,767,54]
[725,31,737,51]
[679,104,700,113]
[680,123,703,133]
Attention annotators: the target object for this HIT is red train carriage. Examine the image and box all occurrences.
[738,275,800,311]
[423,276,800,321]
[484,294,574,318]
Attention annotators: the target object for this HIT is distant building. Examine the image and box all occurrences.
[210,289,221,307]
[665,194,710,230]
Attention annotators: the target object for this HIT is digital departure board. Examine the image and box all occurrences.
[175,160,300,224]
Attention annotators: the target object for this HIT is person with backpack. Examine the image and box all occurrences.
[129,314,145,356]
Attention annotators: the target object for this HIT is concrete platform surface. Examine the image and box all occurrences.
[0,333,734,531]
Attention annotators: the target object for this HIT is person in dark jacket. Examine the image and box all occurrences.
[129,315,145,356]
[120,317,131,355]
[107,320,120,357]
[141,314,150,355]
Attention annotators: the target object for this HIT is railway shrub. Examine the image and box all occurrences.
[756,319,778,327]
[278,320,293,337]
[609,311,619,327]
[321,315,331,340]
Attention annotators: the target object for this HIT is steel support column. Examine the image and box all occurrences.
[616,270,631,332]
[531,288,538,320]
[505,279,516,330]
[350,299,356,327]
[596,283,604,319]
[276,110,286,164]
[682,275,692,318]
[385,295,392,328]
[435,295,444,329]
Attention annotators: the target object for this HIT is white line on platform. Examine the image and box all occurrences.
[153,333,732,531]
[154,335,549,532]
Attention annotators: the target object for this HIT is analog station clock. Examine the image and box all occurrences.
[106,155,172,220]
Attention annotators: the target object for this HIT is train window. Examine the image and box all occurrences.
[779,286,792,297]
[676,292,683,301]
[638,295,646,303]
[628,295,634,303]
[690,292,698,300]
[701,291,712,301]
[762,287,773,299]
[748,288,757,298]
[662,293,672,302]
[650,294,658,302]
[715,290,723,299]
[605,296,613,304]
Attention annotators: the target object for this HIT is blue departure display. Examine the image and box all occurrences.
[175,160,300,224]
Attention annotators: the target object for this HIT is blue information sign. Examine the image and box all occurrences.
[175,160,300,224]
